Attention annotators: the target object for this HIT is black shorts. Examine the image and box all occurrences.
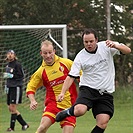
[7,86,23,105]
[75,86,114,119]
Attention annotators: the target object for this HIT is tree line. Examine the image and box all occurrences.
[0,0,132,86]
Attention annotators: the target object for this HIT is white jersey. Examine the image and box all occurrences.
[69,41,120,93]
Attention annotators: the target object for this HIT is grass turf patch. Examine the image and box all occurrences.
[0,86,132,133]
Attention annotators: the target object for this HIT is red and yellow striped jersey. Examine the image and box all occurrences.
[26,55,77,109]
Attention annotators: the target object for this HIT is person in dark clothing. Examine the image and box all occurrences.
[4,50,29,132]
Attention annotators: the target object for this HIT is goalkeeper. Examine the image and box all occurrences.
[4,50,29,132]
[26,40,78,133]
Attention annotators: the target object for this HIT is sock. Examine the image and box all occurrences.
[67,105,75,116]
[91,125,105,133]
[10,114,17,130]
[17,114,27,126]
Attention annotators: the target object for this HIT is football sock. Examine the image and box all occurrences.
[17,114,27,126]
[67,105,75,116]
[10,114,17,130]
[91,125,105,133]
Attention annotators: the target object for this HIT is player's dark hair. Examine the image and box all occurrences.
[82,28,98,39]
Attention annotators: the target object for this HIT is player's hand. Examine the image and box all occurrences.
[57,93,65,102]
[106,40,115,48]
[30,100,38,110]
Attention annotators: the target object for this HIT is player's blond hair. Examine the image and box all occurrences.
[40,40,54,49]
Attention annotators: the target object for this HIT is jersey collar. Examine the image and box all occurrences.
[42,55,59,66]
[85,45,98,54]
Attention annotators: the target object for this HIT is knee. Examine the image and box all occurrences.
[74,104,87,116]
[8,105,17,113]
[96,114,110,129]
[98,122,108,129]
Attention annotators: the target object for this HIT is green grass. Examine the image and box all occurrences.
[0,86,132,133]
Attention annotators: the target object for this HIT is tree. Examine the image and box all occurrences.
[0,0,132,85]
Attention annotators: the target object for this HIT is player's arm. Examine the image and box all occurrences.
[57,55,81,102]
[57,75,75,102]
[26,68,43,110]
[106,40,131,54]
[28,94,38,110]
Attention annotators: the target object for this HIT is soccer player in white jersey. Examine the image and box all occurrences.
[55,28,131,133]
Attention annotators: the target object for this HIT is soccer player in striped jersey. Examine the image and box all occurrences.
[56,28,131,133]
[26,40,78,133]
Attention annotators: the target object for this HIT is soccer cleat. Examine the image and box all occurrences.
[55,109,69,122]
[7,128,14,132]
[22,124,29,131]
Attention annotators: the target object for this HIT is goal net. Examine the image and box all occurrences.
[0,25,67,125]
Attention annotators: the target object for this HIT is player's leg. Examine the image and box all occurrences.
[36,116,53,133]
[7,104,17,131]
[8,87,29,131]
[16,110,29,130]
[36,103,59,133]
[62,125,74,133]
[9,105,29,130]
[61,115,76,133]
[7,87,17,131]
[91,114,110,133]
[91,93,114,133]
[97,113,110,128]
[73,104,87,116]
[15,86,29,130]
[56,104,87,122]
[56,86,90,122]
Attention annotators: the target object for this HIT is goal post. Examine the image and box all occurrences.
[0,24,68,58]
[0,25,68,128]
[0,25,68,103]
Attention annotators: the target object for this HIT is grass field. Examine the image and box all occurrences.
[0,86,132,133]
